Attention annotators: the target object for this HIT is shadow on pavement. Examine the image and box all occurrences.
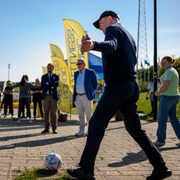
[108,146,179,167]
[0,134,85,150]
[0,118,80,132]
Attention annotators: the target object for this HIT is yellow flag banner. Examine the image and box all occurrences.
[42,67,47,75]
[49,44,73,93]
[38,67,48,118]
[50,44,64,60]
[63,19,89,90]
[51,56,71,113]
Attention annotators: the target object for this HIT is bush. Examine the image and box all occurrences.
[138,80,148,92]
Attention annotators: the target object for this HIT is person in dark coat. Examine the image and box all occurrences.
[67,10,171,180]
[30,78,43,120]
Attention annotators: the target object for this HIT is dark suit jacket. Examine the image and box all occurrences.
[41,73,59,100]
[73,68,98,103]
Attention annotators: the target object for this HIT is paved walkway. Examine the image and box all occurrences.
[0,109,180,180]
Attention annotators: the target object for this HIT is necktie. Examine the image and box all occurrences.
[49,74,52,94]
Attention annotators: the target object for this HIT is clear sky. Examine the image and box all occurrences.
[0,0,180,82]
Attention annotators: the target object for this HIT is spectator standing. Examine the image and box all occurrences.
[146,78,154,113]
[30,78,43,120]
[73,58,97,136]
[41,63,59,134]
[12,75,40,123]
[4,81,14,118]
[146,78,160,113]
[154,56,180,147]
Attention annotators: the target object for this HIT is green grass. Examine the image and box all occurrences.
[14,168,71,180]
[137,90,180,121]
[137,92,158,121]
[71,89,180,122]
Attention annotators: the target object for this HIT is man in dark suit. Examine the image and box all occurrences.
[41,63,59,134]
[73,58,97,137]
[67,10,171,180]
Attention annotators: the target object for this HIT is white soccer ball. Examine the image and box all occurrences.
[45,153,62,170]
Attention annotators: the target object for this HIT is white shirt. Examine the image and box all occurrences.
[46,73,54,94]
[147,82,160,93]
[76,68,85,94]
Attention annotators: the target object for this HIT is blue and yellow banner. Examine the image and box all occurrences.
[63,19,89,91]
[51,56,72,113]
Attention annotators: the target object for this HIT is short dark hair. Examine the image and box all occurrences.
[47,63,54,69]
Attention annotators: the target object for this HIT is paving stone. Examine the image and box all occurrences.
[0,110,179,180]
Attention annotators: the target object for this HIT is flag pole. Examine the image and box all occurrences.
[153,0,158,120]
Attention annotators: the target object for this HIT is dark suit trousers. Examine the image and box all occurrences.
[43,95,58,131]
[79,80,165,171]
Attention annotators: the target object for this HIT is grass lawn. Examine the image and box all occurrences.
[138,92,180,121]
[71,90,180,122]
[14,168,71,180]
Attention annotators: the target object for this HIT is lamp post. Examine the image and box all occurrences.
[8,64,11,80]
[153,0,157,120]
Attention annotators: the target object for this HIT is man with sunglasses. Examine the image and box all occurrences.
[67,10,171,180]
[73,58,97,137]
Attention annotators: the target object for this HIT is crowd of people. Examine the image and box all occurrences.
[0,10,180,180]
[0,63,58,133]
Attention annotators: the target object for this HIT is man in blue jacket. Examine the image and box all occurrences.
[67,10,171,180]
[73,58,97,137]
[41,63,59,134]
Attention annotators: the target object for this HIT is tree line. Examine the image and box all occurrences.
[137,56,180,92]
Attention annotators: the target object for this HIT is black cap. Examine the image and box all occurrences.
[93,10,120,29]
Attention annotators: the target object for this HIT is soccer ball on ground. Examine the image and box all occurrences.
[45,153,62,170]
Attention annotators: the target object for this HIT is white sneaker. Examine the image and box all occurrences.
[17,118,21,123]
[154,141,165,146]
[76,131,85,137]
[29,119,33,123]
[85,131,88,136]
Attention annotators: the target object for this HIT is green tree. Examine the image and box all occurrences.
[137,56,180,83]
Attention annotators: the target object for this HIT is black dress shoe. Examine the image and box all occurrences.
[147,167,172,180]
[67,168,95,180]
[53,130,58,134]
[41,129,49,133]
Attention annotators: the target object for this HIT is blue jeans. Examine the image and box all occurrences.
[157,95,180,143]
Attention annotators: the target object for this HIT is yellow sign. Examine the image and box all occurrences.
[42,67,47,75]
[63,19,89,91]
[50,44,64,60]
[51,56,72,113]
